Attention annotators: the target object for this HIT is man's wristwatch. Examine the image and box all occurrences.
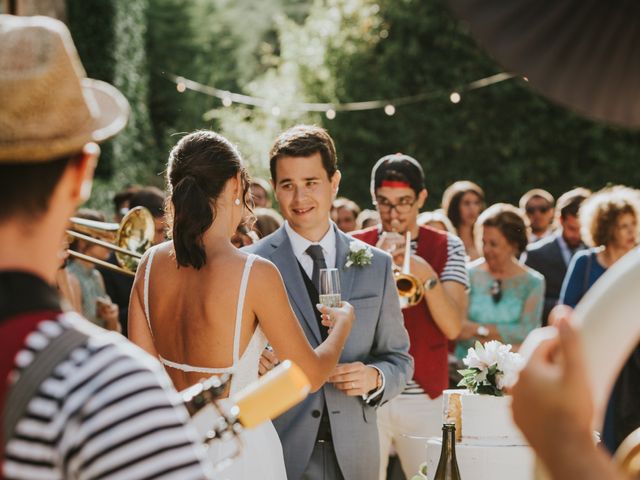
[425,276,438,290]
[476,325,489,337]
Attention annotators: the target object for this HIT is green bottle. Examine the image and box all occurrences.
[433,423,462,480]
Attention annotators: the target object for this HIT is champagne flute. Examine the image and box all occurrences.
[319,268,341,307]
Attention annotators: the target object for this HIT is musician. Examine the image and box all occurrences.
[0,15,211,479]
[351,154,468,479]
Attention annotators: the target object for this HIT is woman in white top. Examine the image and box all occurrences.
[129,130,354,479]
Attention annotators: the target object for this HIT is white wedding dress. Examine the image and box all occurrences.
[143,250,288,479]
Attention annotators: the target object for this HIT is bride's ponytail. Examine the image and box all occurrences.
[167,130,251,269]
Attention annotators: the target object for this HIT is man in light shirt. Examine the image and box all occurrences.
[247,125,412,480]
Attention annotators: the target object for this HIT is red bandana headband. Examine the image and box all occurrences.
[381,180,412,189]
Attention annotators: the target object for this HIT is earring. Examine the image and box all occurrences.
[234,198,241,206]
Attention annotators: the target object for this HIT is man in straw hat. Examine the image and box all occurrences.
[0,15,211,479]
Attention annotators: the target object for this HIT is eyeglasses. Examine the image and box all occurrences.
[490,279,502,303]
[526,205,551,215]
[375,196,417,214]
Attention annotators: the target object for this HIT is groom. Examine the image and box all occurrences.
[246,125,413,480]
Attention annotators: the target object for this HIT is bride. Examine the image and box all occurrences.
[128,130,354,479]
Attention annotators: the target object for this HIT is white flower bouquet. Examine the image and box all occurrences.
[458,340,524,396]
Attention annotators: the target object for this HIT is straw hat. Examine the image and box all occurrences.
[0,15,130,163]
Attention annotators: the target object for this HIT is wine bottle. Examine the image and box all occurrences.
[433,423,462,480]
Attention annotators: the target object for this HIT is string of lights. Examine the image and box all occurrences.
[165,71,518,119]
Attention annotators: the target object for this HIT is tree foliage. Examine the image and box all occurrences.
[66,0,640,213]
[316,0,640,209]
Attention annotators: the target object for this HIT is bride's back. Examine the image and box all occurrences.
[130,129,257,392]
[144,244,258,390]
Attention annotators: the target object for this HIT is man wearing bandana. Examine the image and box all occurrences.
[351,154,469,479]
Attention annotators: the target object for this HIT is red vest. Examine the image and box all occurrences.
[352,225,449,398]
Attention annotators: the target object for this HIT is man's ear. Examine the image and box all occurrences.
[331,170,342,197]
[417,188,428,209]
[71,143,99,204]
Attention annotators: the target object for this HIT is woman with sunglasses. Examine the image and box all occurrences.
[455,203,544,360]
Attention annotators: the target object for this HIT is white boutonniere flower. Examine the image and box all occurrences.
[345,240,373,268]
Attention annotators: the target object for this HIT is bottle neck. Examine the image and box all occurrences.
[434,424,461,480]
[441,424,456,458]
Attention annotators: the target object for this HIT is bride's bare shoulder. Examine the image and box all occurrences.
[247,255,284,283]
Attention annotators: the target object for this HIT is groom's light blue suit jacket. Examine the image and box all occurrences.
[245,225,413,480]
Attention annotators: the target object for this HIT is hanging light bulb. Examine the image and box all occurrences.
[384,104,396,116]
[271,106,281,116]
[449,92,461,104]
[325,108,336,120]
[176,82,186,93]
[222,96,232,107]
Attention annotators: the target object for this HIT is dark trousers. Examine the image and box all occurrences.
[301,439,345,480]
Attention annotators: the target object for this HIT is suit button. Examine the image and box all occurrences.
[311,409,321,418]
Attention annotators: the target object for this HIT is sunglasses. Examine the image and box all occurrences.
[491,279,502,303]
[526,205,551,215]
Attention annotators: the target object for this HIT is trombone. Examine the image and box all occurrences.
[67,206,155,276]
[394,231,425,309]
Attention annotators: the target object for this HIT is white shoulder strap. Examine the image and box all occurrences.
[143,247,158,337]
[232,254,256,362]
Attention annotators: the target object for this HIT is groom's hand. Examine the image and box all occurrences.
[329,362,379,396]
[258,348,280,376]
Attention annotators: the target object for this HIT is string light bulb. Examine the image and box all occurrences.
[171,72,516,116]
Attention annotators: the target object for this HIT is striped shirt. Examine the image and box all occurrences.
[403,232,469,395]
[3,313,212,480]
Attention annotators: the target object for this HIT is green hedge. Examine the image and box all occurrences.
[67,0,160,212]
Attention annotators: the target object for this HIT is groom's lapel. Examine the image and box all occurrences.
[335,228,356,302]
[270,228,322,344]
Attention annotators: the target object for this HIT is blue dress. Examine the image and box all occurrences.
[559,248,607,308]
[560,248,618,451]
[456,263,545,359]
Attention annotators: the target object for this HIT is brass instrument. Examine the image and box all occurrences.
[67,206,155,276]
[394,231,425,309]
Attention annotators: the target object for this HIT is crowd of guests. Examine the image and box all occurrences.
[60,148,640,478]
[3,14,640,480]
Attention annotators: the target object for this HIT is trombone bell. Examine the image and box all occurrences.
[394,231,425,309]
[67,206,155,275]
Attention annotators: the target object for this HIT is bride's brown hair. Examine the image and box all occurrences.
[166,130,251,269]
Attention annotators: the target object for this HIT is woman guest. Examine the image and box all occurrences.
[456,203,544,358]
[560,185,640,453]
[128,130,354,479]
[442,180,485,261]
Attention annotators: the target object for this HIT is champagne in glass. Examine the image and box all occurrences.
[319,268,341,307]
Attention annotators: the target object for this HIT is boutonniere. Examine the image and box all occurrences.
[345,240,373,268]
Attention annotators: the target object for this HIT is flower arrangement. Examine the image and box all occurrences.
[457,340,524,396]
[345,240,373,268]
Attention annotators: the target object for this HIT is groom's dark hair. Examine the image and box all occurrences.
[269,125,337,182]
